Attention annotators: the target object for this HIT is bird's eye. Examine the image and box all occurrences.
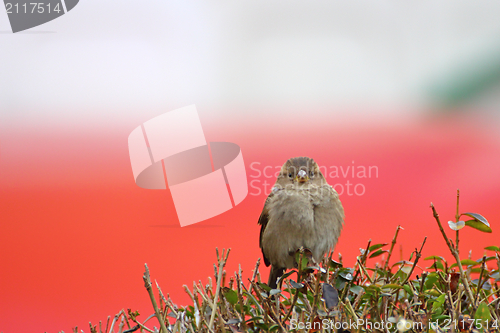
[310,171,314,178]
[288,173,293,178]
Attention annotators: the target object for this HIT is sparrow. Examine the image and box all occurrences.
[258,157,344,288]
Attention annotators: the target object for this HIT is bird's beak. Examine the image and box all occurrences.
[296,170,309,183]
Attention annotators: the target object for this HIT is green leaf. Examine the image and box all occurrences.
[483,281,492,290]
[246,316,263,323]
[290,280,304,289]
[364,285,381,293]
[258,282,271,292]
[279,270,295,282]
[369,249,388,258]
[317,309,328,316]
[432,294,446,311]
[425,289,441,297]
[334,277,346,290]
[424,273,440,290]
[186,305,194,316]
[304,266,326,274]
[338,268,354,281]
[475,256,497,264]
[269,289,281,296]
[431,314,449,322]
[424,255,447,271]
[432,307,443,317]
[392,270,407,282]
[350,285,363,295]
[294,248,314,270]
[474,301,492,323]
[464,219,492,233]
[427,261,444,270]
[401,266,412,275]
[403,285,413,297]
[255,323,268,330]
[450,259,480,268]
[391,260,413,268]
[323,283,339,308]
[329,259,342,268]
[461,212,489,225]
[382,283,403,290]
[223,289,238,305]
[461,212,491,232]
[368,243,388,252]
[269,324,280,332]
[472,279,492,290]
[424,255,447,263]
[484,246,500,252]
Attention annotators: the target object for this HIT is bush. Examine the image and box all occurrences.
[84,192,499,333]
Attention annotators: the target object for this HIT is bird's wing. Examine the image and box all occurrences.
[258,193,274,267]
[312,185,344,251]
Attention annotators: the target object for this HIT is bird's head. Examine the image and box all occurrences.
[278,156,325,185]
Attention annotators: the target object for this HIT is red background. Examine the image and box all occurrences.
[1,111,499,332]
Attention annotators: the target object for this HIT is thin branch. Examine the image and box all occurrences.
[143,264,169,333]
[247,257,261,296]
[401,237,427,285]
[383,225,402,274]
[356,257,373,284]
[430,203,476,311]
[455,189,460,255]
[474,255,487,305]
[208,248,230,330]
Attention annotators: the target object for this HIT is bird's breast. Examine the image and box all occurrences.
[261,188,341,268]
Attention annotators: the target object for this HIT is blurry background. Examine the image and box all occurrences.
[1,1,500,332]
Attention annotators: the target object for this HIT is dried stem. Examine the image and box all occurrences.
[281,251,306,325]
[247,257,260,296]
[431,203,476,311]
[208,248,230,330]
[356,258,373,284]
[456,189,460,255]
[384,225,402,281]
[143,264,169,333]
[308,269,322,328]
[401,237,427,285]
[475,255,487,305]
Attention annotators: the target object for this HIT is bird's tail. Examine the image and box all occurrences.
[268,266,285,289]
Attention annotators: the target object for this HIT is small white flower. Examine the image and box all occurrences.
[448,220,465,230]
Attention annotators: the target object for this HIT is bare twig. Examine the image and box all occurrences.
[401,237,427,285]
[475,255,487,305]
[431,203,476,311]
[281,251,306,326]
[455,189,460,255]
[384,225,402,274]
[208,248,230,330]
[143,264,169,333]
[356,257,373,284]
[247,258,261,295]
[308,269,323,328]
